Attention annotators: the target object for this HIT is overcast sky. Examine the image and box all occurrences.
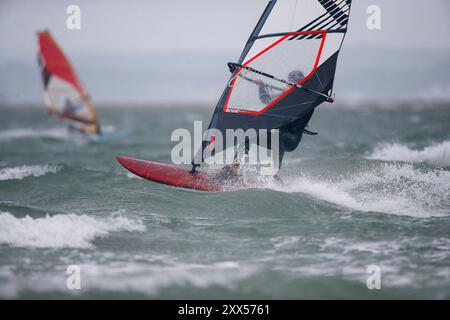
[1,0,450,61]
[0,0,449,104]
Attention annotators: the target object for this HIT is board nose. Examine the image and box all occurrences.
[116,156,131,167]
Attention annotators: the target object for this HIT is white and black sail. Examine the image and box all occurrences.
[194,0,351,166]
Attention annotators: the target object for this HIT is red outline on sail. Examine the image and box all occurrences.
[224,30,327,115]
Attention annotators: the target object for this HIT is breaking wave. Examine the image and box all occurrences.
[367,141,450,167]
[268,163,450,218]
[0,165,61,181]
[0,211,146,248]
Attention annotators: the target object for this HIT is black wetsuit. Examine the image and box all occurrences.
[258,85,315,169]
[192,80,314,174]
[278,109,314,167]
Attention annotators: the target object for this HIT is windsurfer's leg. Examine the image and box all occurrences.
[278,148,285,170]
[274,130,285,170]
[272,140,285,178]
[190,163,200,174]
[95,121,102,135]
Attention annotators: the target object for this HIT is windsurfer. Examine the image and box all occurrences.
[210,69,314,176]
[48,98,101,135]
[48,98,81,120]
[254,70,305,104]
[63,98,80,114]
[253,70,314,171]
[37,31,102,136]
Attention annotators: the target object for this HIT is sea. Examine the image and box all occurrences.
[0,103,449,299]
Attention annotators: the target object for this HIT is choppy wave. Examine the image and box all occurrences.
[367,141,450,166]
[71,260,251,296]
[0,165,61,181]
[0,128,70,142]
[268,163,450,217]
[0,211,146,248]
[0,256,254,298]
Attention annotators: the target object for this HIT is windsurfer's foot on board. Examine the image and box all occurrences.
[215,163,240,180]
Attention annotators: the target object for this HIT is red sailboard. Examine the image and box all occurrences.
[117,156,225,191]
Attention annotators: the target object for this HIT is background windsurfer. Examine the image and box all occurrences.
[48,98,101,135]
[37,31,102,136]
[63,98,80,115]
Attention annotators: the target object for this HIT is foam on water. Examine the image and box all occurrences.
[0,255,254,298]
[0,165,61,181]
[99,124,116,134]
[0,128,70,142]
[0,211,146,248]
[126,172,141,179]
[367,141,450,166]
[267,163,450,217]
[73,260,252,295]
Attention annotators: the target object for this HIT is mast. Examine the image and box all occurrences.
[237,0,278,65]
[192,1,277,168]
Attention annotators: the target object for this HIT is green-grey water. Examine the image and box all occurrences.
[0,104,449,299]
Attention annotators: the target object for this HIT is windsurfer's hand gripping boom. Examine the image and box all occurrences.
[227,62,334,103]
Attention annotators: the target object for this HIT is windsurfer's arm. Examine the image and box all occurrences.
[48,109,66,119]
[258,83,275,105]
[237,74,283,91]
[52,110,95,125]
[191,163,201,174]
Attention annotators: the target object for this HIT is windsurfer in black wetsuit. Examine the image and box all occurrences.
[212,69,315,178]
[252,70,315,171]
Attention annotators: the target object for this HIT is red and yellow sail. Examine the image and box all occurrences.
[37,30,100,134]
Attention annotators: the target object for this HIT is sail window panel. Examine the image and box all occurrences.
[260,0,327,34]
[225,33,325,113]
